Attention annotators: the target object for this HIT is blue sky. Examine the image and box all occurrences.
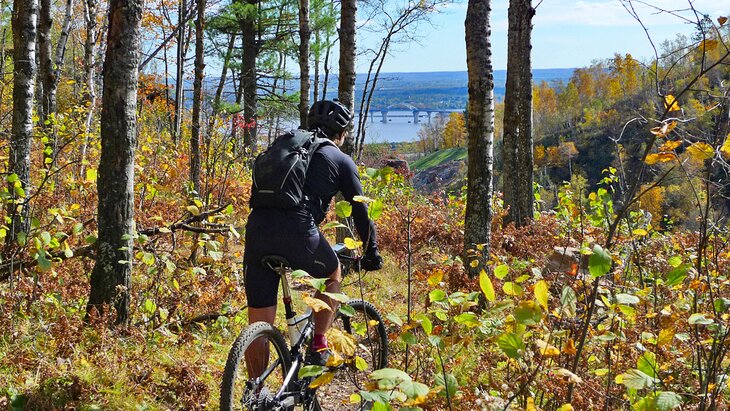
[364,0,728,72]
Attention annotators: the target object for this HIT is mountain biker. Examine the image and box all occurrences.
[243,99,383,371]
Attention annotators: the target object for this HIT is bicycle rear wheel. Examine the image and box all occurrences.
[310,299,388,411]
[220,321,292,411]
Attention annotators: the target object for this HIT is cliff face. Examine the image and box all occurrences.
[412,159,466,194]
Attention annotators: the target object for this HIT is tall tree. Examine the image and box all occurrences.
[338,0,356,155]
[173,0,187,144]
[8,0,38,243]
[502,0,534,227]
[38,0,74,125]
[87,0,143,324]
[298,0,310,127]
[190,0,205,194]
[240,0,258,152]
[80,0,99,178]
[464,0,495,277]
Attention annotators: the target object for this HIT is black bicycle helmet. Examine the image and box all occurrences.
[307,99,352,138]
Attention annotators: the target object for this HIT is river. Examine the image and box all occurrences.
[354,110,458,143]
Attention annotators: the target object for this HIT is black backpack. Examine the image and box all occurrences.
[250,129,332,209]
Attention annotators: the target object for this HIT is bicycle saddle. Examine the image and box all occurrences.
[261,255,291,270]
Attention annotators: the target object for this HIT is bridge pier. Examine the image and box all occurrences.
[412,110,420,124]
[426,111,432,123]
[380,110,388,123]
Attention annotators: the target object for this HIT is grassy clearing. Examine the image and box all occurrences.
[410,148,467,172]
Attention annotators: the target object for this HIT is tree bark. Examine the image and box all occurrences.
[298,0,311,128]
[313,28,320,102]
[241,0,258,153]
[173,0,186,144]
[502,0,534,227]
[38,0,73,165]
[8,0,38,243]
[80,0,98,179]
[190,0,205,195]
[464,0,495,277]
[87,0,143,325]
[338,0,356,155]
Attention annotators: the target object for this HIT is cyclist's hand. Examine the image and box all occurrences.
[361,249,383,271]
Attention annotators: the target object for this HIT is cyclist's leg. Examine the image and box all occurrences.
[313,264,341,336]
[243,234,281,379]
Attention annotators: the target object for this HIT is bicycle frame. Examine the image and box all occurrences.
[258,246,361,408]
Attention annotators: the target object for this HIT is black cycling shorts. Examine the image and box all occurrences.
[243,230,339,308]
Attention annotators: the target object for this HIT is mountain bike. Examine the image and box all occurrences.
[220,243,388,411]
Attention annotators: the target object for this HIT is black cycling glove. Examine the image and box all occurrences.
[361,248,383,271]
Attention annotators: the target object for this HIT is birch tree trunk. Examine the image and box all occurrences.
[190,0,205,194]
[80,0,98,178]
[464,0,495,277]
[502,0,535,227]
[173,0,186,144]
[338,0,356,155]
[38,0,73,165]
[8,0,38,243]
[87,0,143,325]
[298,0,311,127]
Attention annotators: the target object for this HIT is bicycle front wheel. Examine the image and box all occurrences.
[220,321,292,411]
[310,299,388,411]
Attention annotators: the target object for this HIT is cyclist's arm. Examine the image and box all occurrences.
[340,158,378,253]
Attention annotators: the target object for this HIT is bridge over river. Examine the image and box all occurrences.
[365,103,457,124]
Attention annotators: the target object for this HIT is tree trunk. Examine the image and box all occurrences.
[241,0,258,153]
[80,0,98,179]
[38,0,73,165]
[322,39,332,100]
[190,0,205,195]
[313,28,320,102]
[298,0,311,127]
[502,0,534,227]
[38,0,52,157]
[337,0,356,155]
[8,0,38,243]
[464,0,495,277]
[173,0,186,144]
[87,0,143,325]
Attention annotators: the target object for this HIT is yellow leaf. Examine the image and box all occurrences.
[325,350,344,368]
[187,205,200,216]
[719,16,728,26]
[657,328,675,347]
[557,404,574,411]
[563,338,577,355]
[720,134,730,159]
[327,328,356,357]
[302,295,332,313]
[349,393,362,404]
[536,340,560,357]
[470,259,479,268]
[534,280,549,310]
[658,139,681,152]
[698,39,719,52]
[526,397,539,411]
[687,142,714,161]
[309,372,334,388]
[632,228,648,237]
[645,152,675,165]
[344,237,361,250]
[664,95,680,112]
[428,270,444,286]
[479,270,496,302]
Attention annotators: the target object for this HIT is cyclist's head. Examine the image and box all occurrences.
[307,100,352,140]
